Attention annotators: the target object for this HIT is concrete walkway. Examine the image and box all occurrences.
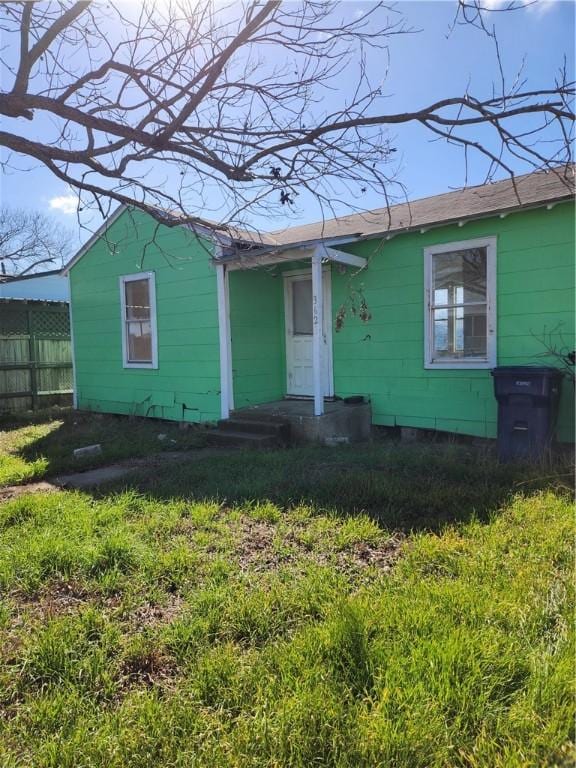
[0,448,227,499]
[54,464,141,489]
[53,448,230,489]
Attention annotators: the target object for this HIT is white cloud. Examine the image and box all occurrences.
[49,194,79,215]
[526,0,559,15]
[481,0,559,12]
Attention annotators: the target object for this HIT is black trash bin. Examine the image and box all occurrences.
[491,366,563,462]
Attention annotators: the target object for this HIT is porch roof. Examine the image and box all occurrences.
[217,243,367,271]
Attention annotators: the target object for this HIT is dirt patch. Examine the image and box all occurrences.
[234,515,405,575]
[34,582,89,618]
[0,481,59,502]
[11,582,185,636]
[119,646,178,690]
[3,581,92,667]
[8,583,183,693]
[236,518,281,571]
[118,597,184,692]
[9,580,91,622]
[126,595,185,631]
[335,533,405,574]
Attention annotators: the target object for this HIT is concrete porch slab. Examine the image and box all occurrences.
[233,399,372,445]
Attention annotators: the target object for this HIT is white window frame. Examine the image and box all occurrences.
[424,236,496,370]
[119,271,158,369]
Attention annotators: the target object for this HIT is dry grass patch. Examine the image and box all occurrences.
[233,513,405,576]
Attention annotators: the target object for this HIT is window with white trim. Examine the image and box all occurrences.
[120,272,158,368]
[424,237,496,369]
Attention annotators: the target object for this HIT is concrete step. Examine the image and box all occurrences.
[217,417,289,439]
[230,409,289,425]
[206,429,280,449]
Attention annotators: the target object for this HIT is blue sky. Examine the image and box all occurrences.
[1,0,574,248]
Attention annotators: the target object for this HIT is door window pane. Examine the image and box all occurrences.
[292,279,313,335]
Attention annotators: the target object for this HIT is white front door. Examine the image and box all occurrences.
[284,270,333,397]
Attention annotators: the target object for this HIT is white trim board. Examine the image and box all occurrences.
[318,244,367,269]
[216,262,234,419]
[221,243,367,271]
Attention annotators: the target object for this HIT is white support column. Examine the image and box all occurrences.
[225,267,234,413]
[216,262,233,419]
[311,250,324,417]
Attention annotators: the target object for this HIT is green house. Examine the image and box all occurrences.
[65,167,575,444]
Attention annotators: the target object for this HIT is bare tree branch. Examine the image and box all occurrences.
[0,207,74,275]
[0,0,573,239]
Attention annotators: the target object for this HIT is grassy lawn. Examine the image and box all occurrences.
[0,411,206,486]
[0,418,573,766]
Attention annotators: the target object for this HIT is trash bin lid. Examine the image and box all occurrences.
[491,365,563,378]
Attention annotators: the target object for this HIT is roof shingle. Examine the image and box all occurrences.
[246,165,575,249]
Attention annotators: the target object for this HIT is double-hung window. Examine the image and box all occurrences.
[120,272,158,368]
[424,237,496,369]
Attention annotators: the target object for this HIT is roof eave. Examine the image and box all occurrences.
[61,203,268,276]
[218,193,574,262]
[61,203,127,276]
[1,268,64,282]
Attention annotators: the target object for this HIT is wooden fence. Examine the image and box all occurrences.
[0,299,73,412]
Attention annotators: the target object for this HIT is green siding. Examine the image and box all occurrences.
[70,202,574,443]
[227,261,314,408]
[70,210,221,422]
[229,269,285,408]
[332,202,575,442]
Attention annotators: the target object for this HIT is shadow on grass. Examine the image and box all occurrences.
[98,438,575,532]
[11,412,207,478]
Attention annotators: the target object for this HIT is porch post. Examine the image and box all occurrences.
[216,261,233,419]
[311,249,324,416]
